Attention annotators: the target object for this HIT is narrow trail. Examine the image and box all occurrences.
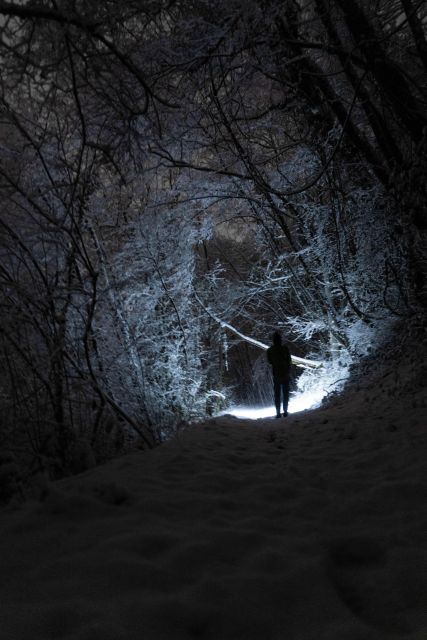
[1,387,427,640]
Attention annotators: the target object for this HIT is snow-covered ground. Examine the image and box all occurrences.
[1,330,427,639]
[224,384,330,418]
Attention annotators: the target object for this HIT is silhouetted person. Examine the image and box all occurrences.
[267,331,292,418]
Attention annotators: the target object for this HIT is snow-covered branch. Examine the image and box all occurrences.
[195,295,322,369]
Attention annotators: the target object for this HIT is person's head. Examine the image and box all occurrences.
[272,331,282,346]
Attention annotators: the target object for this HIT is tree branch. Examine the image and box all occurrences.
[195,295,322,369]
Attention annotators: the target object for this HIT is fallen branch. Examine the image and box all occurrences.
[195,295,322,369]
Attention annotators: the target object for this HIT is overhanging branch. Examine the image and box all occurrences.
[195,295,322,369]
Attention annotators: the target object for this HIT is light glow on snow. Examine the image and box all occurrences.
[222,357,351,421]
[226,405,277,420]
[225,386,328,420]
[289,386,328,413]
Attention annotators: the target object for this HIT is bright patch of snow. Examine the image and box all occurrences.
[289,385,328,412]
[225,360,346,419]
[224,385,328,419]
[224,405,277,419]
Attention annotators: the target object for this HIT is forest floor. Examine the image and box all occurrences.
[1,328,427,640]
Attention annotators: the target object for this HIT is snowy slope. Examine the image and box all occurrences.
[0,336,427,640]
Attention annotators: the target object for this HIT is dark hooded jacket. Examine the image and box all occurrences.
[267,343,291,380]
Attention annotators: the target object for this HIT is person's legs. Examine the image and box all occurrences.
[273,377,281,417]
[281,379,289,416]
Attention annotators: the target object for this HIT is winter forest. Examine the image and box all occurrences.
[1,0,427,486]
